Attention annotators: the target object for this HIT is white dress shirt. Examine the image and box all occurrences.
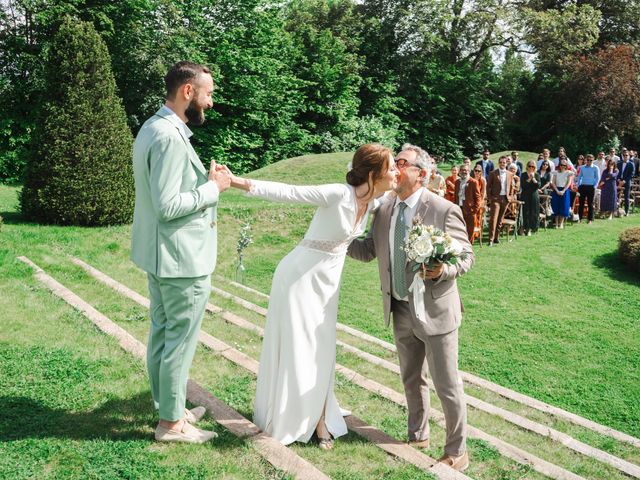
[499,169,507,195]
[389,187,424,301]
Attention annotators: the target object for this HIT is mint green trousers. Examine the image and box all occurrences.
[147,273,211,421]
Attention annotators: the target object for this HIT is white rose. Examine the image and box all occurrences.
[449,238,463,256]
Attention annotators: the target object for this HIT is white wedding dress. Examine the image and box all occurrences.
[249,179,376,445]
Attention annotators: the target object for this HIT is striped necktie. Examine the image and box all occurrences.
[393,201,408,298]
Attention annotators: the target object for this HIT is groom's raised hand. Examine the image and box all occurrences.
[209,159,232,192]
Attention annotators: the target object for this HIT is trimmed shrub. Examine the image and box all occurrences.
[20,16,134,226]
[619,227,640,272]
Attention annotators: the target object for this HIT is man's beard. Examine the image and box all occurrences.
[185,98,206,126]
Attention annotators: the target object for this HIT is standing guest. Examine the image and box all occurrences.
[455,165,482,242]
[476,148,494,179]
[551,159,573,229]
[520,160,540,235]
[617,150,636,216]
[472,164,487,236]
[594,151,607,174]
[462,157,472,171]
[609,147,620,163]
[599,158,619,219]
[553,147,573,168]
[427,168,446,197]
[511,151,524,176]
[508,163,520,194]
[538,159,553,194]
[487,155,516,246]
[568,154,580,211]
[507,163,522,234]
[348,144,474,472]
[537,148,555,172]
[574,155,585,173]
[631,150,640,178]
[444,165,459,203]
[131,61,231,444]
[576,154,599,224]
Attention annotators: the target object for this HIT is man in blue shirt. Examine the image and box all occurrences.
[475,148,494,179]
[576,154,600,224]
[617,151,636,216]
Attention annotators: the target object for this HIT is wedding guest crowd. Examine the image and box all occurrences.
[442,146,638,245]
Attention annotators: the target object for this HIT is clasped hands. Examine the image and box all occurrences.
[208,160,253,192]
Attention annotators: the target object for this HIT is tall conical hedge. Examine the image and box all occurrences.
[20,16,134,226]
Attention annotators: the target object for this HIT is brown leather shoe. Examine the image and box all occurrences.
[438,451,469,472]
[408,438,430,449]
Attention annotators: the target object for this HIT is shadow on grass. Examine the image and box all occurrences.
[0,210,32,225]
[592,251,640,287]
[1,391,242,450]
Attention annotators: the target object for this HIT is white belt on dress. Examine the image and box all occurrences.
[299,238,349,255]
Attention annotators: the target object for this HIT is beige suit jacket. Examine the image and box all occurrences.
[348,189,475,335]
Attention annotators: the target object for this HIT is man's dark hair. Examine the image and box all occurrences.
[165,61,211,100]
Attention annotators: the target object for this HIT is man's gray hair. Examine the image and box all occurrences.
[400,143,432,185]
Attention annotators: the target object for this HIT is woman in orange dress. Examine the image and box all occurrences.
[470,164,486,242]
[444,165,459,202]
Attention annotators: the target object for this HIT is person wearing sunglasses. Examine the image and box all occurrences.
[551,160,574,228]
[576,154,599,223]
[520,160,541,235]
[348,143,474,472]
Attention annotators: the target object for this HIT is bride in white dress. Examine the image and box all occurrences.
[229,144,397,449]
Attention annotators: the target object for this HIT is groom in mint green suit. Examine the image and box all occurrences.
[131,61,231,443]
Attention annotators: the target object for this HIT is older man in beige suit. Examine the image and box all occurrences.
[348,144,474,472]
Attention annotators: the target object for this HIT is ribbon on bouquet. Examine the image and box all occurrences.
[408,272,427,323]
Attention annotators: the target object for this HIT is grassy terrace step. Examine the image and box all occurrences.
[75,257,635,480]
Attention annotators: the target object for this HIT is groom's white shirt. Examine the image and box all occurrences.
[389,187,424,301]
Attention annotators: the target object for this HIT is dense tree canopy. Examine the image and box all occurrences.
[1,0,640,184]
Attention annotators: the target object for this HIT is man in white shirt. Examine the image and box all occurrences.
[594,151,607,174]
[537,149,555,172]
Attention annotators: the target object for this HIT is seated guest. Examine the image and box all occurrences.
[427,168,446,196]
[617,150,636,216]
[455,165,482,242]
[520,160,540,235]
[487,155,516,246]
[444,165,459,203]
[576,154,599,224]
[551,159,574,229]
[599,158,619,219]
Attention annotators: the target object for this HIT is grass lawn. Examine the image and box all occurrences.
[1,150,639,479]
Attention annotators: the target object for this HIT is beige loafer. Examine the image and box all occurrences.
[155,421,218,444]
[184,406,207,424]
[408,438,430,449]
[438,451,469,472]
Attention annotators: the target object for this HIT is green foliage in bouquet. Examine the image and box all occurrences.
[619,226,640,272]
[20,16,134,226]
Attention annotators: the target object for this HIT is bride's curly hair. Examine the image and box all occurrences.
[346,143,394,200]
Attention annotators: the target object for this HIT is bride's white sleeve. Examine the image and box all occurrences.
[246,180,347,207]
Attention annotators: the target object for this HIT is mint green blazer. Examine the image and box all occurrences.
[131,107,219,278]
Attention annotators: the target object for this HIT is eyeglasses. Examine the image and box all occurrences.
[527,165,535,169]
[474,169,482,172]
[395,158,419,169]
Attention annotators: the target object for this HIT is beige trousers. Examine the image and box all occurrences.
[391,298,467,456]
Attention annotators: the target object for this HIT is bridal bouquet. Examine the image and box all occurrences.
[404,220,466,270]
[403,219,467,321]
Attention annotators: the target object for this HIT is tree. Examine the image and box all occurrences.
[560,44,640,145]
[20,16,134,225]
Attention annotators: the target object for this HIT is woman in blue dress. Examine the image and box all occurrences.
[598,158,619,219]
[551,159,573,228]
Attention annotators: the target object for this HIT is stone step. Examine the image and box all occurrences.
[210,276,640,451]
